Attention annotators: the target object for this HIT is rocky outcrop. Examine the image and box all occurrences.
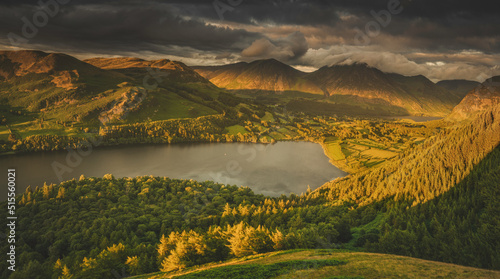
[99,87,147,124]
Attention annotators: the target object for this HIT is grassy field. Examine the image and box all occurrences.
[225,124,250,135]
[261,112,275,122]
[126,88,218,123]
[319,134,409,174]
[362,148,397,159]
[131,249,500,279]
[323,142,346,161]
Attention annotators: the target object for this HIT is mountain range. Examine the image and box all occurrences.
[0,50,226,125]
[195,60,465,117]
[0,50,496,123]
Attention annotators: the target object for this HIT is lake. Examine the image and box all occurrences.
[380,116,443,122]
[0,141,347,200]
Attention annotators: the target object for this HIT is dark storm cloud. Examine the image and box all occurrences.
[0,0,498,80]
[241,31,308,61]
[0,1,259,56]
[1,0,499,54]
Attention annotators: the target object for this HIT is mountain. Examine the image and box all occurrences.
[0,51,226,126]
[0,50,105,79]
[446,76,500,121]
[436,79,481,99]
[0,50,129,120]
[304,63,461,116]
[193,59,325,95]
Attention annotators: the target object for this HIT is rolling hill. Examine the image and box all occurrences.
[84,57,210,84]
[0,50,107,79]
[0,50,133,125]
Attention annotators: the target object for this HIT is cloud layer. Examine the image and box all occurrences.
[0,0,499,81]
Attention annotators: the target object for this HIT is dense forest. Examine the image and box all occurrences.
[372,143,500,269]
[0,175,357,278]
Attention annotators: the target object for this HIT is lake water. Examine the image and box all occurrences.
[380,116,443,122]
[0,142,347,200]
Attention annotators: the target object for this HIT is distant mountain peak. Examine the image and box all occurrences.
[254,58,281,63]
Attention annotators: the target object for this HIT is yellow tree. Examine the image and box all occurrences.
[226,222,255,257]
[125,256,140,275]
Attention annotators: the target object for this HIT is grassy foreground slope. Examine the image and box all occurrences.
[133,249,500,279]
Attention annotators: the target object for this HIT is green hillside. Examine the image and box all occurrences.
[133,250,500,279]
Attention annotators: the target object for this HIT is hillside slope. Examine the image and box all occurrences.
[0,50,132,124]
[314,105,500,205]
[85,57,210,84]
[134,249,500,279]
[0,50,108,79]
[195,61,461,116]
[373,142,500,269]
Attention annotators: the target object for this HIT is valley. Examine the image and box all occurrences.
[3,0,500,277]
[0,49,499,279]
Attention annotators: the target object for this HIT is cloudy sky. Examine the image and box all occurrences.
[0,0,499,81]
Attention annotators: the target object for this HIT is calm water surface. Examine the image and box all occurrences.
[0,141,347,199]
[381,116,443,122]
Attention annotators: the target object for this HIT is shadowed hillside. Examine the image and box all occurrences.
[436,79,481,99]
